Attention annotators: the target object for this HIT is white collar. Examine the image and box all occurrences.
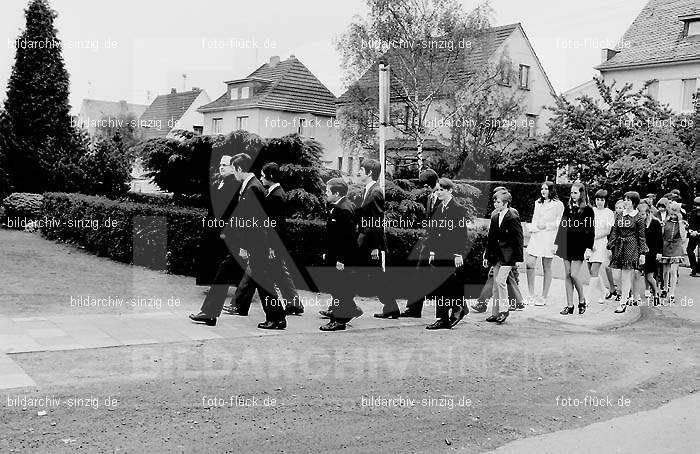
[239,174,254,195]
[364,181,375,192]
[623,208,639,217]
[333,196,346,206]
[266,182,281,195]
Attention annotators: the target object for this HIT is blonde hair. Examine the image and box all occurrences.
[668,201,682,215]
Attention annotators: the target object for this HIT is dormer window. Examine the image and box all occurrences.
[241,86,250,99]
[680,14,700,38]
[230,87,238,100]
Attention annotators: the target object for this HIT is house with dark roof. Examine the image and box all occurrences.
[138,88,211,140]
[75,99,148,139]
[567,0,698,113]
[336,23,556,175]
[198,55,340,168]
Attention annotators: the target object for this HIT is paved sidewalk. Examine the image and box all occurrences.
[483,393,700,454]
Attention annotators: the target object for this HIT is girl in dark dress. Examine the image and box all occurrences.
[554,182,595,315]
[608,191,647,313]
[636,198,662,306]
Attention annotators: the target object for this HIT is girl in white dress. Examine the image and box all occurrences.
[525,181,565,305]
[588,189,615,303]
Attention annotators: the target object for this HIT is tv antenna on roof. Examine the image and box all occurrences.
[182,74,187,91]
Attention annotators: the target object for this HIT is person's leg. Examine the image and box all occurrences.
[587,262,602,303]
[617,269,632,310]
[525,254,537,297]
[669,263,679,298]
[569,260,587,305]
[490,265,500,317]
[275,260,301,309]
[494,264,512,315]
[687,237,699,274]
[542,257,554,298]
[230,265,256,314]
[475,269,494,312]
[662,264,671,295]
[604,266,616,296]
[563,260,574,308]
[250,255,285,324]
[201,255,238,317]
[506,268,523,309]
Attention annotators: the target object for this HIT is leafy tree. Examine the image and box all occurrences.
[2,0,86,193]
[94,112,142,150]
[79,131,135,197]
[336,0,493,171]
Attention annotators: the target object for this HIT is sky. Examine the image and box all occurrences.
[0,0,650,113]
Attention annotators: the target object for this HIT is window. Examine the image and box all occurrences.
[498,64,511,86]
[519,65,530,89]
[236,116,249,131]
[241,86,250,99]
[647,80,659,100]
[230,88,238,100]
[298,118,307,135]
[193,125,203,135]
[347,156,354,173]
[337,156,343,170]
[212,118,223,134]
[526,114,538,138]
[684,20,700,37]
[681,78,697,111]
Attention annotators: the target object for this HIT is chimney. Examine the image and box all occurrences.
[269,55,280,67]
[601,48,619,63]
[192,87,200,91]
[171,88,177,94]
[289,54,296,59]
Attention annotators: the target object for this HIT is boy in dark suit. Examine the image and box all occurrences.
[355,159,399,318]
[424,178,469,329]
[258,162,303,315]
[320,178,363,331]
[483,189,523,324]
[190,153,284,329]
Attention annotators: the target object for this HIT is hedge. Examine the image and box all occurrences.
[457,180,573,222]
[39,193,491,295]
[1,192,44,229]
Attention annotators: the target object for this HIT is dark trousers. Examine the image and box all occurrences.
[327,268,359,324]
[426,260,464,320]
[687,236,700,272]
[268,258,301,309]
[355,250,399,313]
[403,259,431,314]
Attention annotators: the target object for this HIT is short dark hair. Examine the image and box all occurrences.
[230,153,253,173]
[438,177,453,191]
[326,178,348,196]
[261,162,280,182]
[624,191,641,209]
[494,189,512,206]
[360,159,381,181]
[418,169,438,188]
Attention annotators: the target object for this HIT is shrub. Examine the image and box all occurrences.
[39,193,490,296]
[2,192,43,228]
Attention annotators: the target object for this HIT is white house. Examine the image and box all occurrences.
[198,56,341,168]
[138,88,211,140]
[566,0,699,114]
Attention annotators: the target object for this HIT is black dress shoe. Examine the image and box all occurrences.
[373,310,400,319]
[257,320,287,330]
[399,309,422,318]
[450,306,467,327]
[320,320,346,331]
[223,306,248,316]
[319,310,333,319]
[285,305,304,316]
[560,306,574,315]
[614,305,626,314]
[578,302,587,314]
[485,315,499,322]
[189,313,216,326]
[495,312,509,324]
[425,319,451,330]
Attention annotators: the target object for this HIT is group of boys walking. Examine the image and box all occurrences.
[189,153,524,331]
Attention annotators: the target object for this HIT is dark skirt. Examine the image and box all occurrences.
[641,252,657,275]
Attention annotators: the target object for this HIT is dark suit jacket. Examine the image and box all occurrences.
[326,197,357,266]
[224,176,268,255]
[356,181,387,253]
[425,198,468,261]
[486,208,524,266]
[264,185,287,239]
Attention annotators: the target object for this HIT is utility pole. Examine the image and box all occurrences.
[378,61,389,191]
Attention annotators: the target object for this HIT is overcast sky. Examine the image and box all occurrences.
[0,0,649,112]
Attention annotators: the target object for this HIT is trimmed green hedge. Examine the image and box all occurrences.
[40,193,489,295]
[1,192,44,229]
